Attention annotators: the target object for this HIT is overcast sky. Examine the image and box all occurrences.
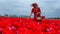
[0,0,60,18]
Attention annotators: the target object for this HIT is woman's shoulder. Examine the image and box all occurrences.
[32,8,34,10]
[37,7,40,9]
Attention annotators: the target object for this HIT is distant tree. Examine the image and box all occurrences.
[4,14,8,17]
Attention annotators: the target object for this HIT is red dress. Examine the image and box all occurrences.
[31,7,41,20]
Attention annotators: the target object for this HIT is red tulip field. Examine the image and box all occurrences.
[0,17,60,34]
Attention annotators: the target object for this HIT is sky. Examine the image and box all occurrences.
[0,0,60,18]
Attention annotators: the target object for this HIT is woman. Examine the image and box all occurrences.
[30,3,41,21]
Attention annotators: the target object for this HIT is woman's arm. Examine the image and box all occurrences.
[29,8,33,17]
[36,8,41,15]
[36,12,41,15]
[30,12,33,17]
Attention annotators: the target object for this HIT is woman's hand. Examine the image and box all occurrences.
[36,12,41,16]
[27,16,31,18]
